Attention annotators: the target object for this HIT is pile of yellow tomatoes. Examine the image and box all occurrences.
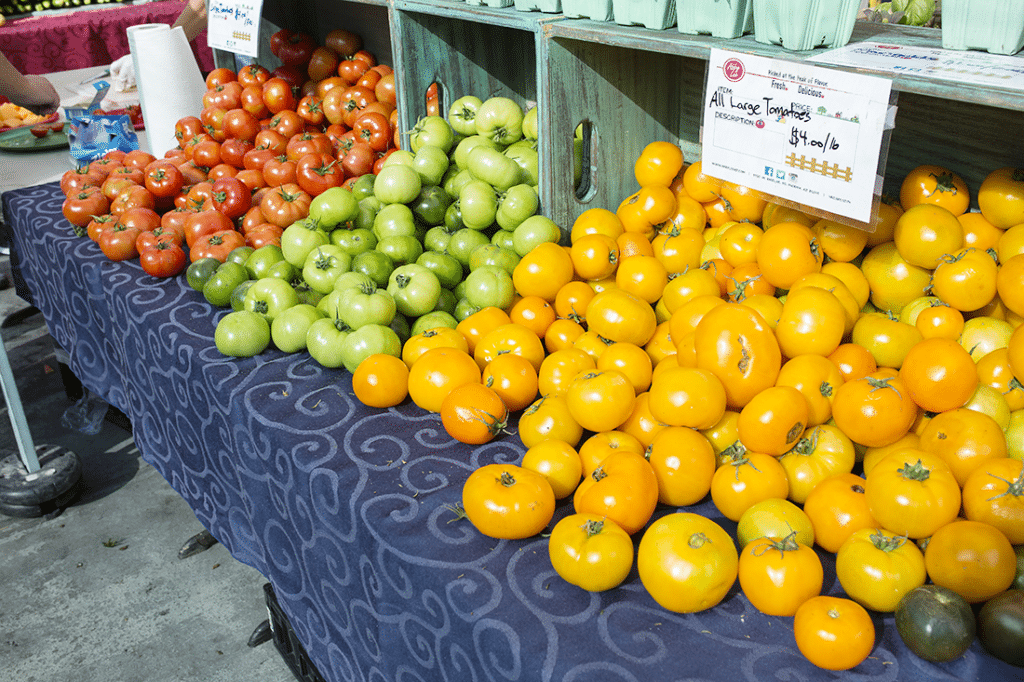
[348,143,1024,671]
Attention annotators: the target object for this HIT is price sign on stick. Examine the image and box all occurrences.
[701,49,894,225]
[206,0,265,58]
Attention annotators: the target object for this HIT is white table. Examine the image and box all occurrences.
[0,66,150,196]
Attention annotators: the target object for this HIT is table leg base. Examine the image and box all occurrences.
[264,583,328,682]
[247,619,272,648]
[177,529,217,559]
[0,445,82,519]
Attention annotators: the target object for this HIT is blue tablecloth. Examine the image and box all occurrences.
[3,181,1017,682]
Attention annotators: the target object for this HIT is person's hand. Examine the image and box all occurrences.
[21,75,60,115]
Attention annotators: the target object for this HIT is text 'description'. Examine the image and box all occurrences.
[701,49,893,223]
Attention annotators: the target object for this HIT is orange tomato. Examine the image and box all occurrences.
[634,141,684,187]
[900,164,970,216]
[565,369,636,432]
[977,347,1024,412]
[618,185,677,237]
[650,226,702,274]
[521,439,583,500]
[518,394,583,448]
[802,473,876,554]
[918,408,1007,487]
[775,286,846,358]
[794,597,875,671]
[864,449,961,539]
[866,199,904,246]
[648,365,727,430]
[997,253,1024,318]
[597,342,653,394]
[681,160,722,203]
[352,354,409,408]
[440,383,508,445]
[813,218,869,263]
[538,347,595,398]
[645,426,716,506]
[725,262,776,302]
[710,452,789,522]
[924,519,1016,603]
[407,347,481,413]
[668,294,725,344]
[461,464,555,540]
[570,233,619,280]
[739,534,823,616]
[614,392,668,448]
[474,323,545,372]
[776,354,845,426]
[481,353,539,412]
[554,280,596,322]
[570,207,624,244]
[931,247,999,312]
[828,343,877,383]
[512,241,575,301]
[959,211,1004,252]
[899,337,979,413]
[402,327,469,367]
[577,431,645,477]
[585,288,658,346]
[644,321,676,367]
[718,181,767,223]
[616,230,655,259]
[978,166,1024,229]
[659,267,720,314]
[756,221,823,290]
[893,203,965,270]
[615,254,667,304]
[573,450,659,535]
[831,371,918,448]
[694,303,782,409]
[962,458,1024,544]
[778,424,857,505]
[860,242,931,315]
[456,306,511,356]
[544,317,586,354]
[508,295,557,339]
[737,386,808,457]
[914,301,965,340]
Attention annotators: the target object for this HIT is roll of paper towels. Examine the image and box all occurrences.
[127,24,206,156]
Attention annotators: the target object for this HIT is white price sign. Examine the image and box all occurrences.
[206,0,264,58]
[701,49,893,223]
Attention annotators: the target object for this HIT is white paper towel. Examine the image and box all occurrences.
[127,24,207,156]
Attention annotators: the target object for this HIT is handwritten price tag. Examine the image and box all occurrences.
[206,0,264,58]
[701,49,893,224]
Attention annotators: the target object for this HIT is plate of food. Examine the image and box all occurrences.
[0,120,68,152]
[0,101,58,132]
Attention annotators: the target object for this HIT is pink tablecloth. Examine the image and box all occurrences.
[0,1,215,75]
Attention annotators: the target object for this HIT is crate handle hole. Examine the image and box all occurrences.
[574,120,597,203]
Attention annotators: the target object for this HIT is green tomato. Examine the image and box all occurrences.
[302,244,353,295]
[339,284,397,330]
[452,135,500,171]
[354,196,382,232]
[225,246,254,267]
[215,310,270,357]
[416,250,464,290]
[434,287,457,315]
[306,317,351,369]
[459,180,499,231]
[444,202,465,233]
[490,228,516,251]
[513,215,562,257]
[373,203,417,239]
[475,96,524,146]
[230,280,256,312]
[387,263,441,317]
[469,244,520,275]
[444,167,476,198]
[381,149,415,169]
[186,257,221,293]
[504,144,539,187]
[203,261,250,308]
[263,260,299,282]
[446,228,491,270]
[464,265,514,310]
[412,145,451,187]
[448,95,482,137]
[411,310,458,336]
[339,324,402,373]
[331,227,377,256]
[243,277,299,323]
[333,271,377,295]
[351,250,394,289]
[349,173,376,202]
[389,313,411,345]
[467,146,521,191]
[374,164,422,205]
[281,219,330,268]
[293,282,323,307]
[423,224,456,253]
[410,185,452,227]
[454,297,481,321]
[496,183,539,231]
[522,105,539,141]
[410,115,455,154]
[376,235,423,266]
[270,304,325,353]
[309,186,358,229]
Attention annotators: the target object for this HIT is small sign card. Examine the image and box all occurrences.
[701,49,894,224]
[206,0,264,58]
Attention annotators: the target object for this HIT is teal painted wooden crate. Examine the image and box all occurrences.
[752,0,860,50]
[612,0,676,29]
[676,0,753,38]
[464,0,515,7]
[562,0,613,20]
[514,0,562,11]
[941,0,1024,55]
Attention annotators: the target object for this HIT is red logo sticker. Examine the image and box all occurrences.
[723,58,745,82]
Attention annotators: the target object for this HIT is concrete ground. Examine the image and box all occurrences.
[0,254,296,682]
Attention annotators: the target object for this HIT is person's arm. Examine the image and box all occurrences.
[0,52,59,114]
[173,0,208,43]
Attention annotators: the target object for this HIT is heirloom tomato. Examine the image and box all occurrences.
[407,347,480,413]
[899,337,978,414]
[548,514,633,592]
[962,458,1024,544]
[261,184,311,227]
[893,203,964,269]
[139,241,187,278]
[735,497,814,549]
[577,431,644,477]
[860,242,931,315]
[710,452,789,522]
[565,369,636,433]
[572,450,658,535]
[802,473,875,554]
[644,426,716,506]
[775,286,846,358]
[521,439,582,500]
[794,597,874,671]
[895,584,976,663]
[864,449,960,539]
[215,310,270,357]
[931,247,998,312]
[775,354,845,427]
[977,589,1024,667]
[978,166,1024,229]
[474,323,545,373]
[831,371,918,448]
[777,425,856,505]
[352,354,409,408]
[518,395,583,449]
[62,186,109,228]
[900,164,970,215]
[918,408,1006,487]
[693,303,781,409]
[925,519,1016,603]
[737,386,808,457]
[755,222,822,289]
[836,528,926,613]
[739,533,822,616]
[482,353,539,413]
[585,289,658,347]
[461,463,555,540]
[440,383,508,445]
[637,513,738,613]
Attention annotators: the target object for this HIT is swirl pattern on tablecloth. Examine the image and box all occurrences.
[2,182,1011,682]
